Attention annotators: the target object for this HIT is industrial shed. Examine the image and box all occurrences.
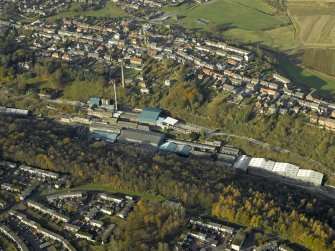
[233,155,250,172]
[159,142,191,156]
[249,158,275,172]
[272,162,299,178]
[220,146,240,156]
[92,131,119,142]
[117,128,165,148]
[138,107,162,124]
[0,106,30,116]
[88,97,102,107]
[163,117,178,126]
[90,124,121,142]
[296,169,323,186]
[217,153,236,164]
[159,142,178,152]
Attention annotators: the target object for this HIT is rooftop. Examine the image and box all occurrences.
[138,107,162,124]
[118,128,165,146]
[249,158,275,171]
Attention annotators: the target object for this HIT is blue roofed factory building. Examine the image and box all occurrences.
[89,124,121,143]
[92,131,119,143]
[88,97,102,107]
[138,107,162,124]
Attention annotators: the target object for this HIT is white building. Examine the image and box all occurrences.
[190,232,207,241]
[272,162,299,178]
[101,207,114,215]
[46,191,83,202]
[75,232,94,242]
[19,165,59,179]
[296,169,323,186]
[248,158,275,172]
[99,193,124,204]
[273,73,291,85]
[89,219,104,228]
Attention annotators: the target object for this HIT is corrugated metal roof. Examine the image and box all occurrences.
[159,142,177,152]
[175,144,191,156]
[117,120,138,129]
[163,117,178,125]
[118,128,164,146]
[92,131,119,142]
[221,146,239,156]
[90,124,121,134]
[88,97,102,106]
[138,107,162,124]
[159,142,191,156]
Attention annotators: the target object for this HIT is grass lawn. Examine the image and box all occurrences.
[263,25,299,51]
[73,183,166,202]
[47,3,126,21]
[97,214,114,225]
[63,80,104,100]
[277,55,335,98]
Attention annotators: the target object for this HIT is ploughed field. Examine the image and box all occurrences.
[287,2,335,46]
[282,0,335,92]
[298,48,335,77]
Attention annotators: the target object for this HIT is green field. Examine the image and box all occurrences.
[277,55,335,98]
[163,0,297,50]
[164,0,286,31]
[232,0,277,14]
[224,25,298,51]
[63,80,105,100]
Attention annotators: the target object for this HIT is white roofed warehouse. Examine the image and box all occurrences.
[248,158,275,172]
[272,162,299,178]
[296,169,323,186]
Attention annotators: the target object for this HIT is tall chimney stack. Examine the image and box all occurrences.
[110,80,118,111]
[121,59,125,88]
